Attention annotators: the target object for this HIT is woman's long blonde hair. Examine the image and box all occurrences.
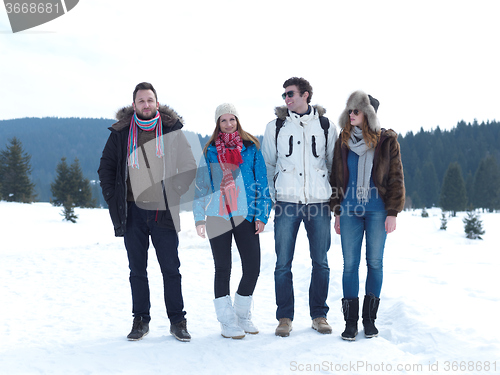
[203,116,260,155]
[340,113,380,149]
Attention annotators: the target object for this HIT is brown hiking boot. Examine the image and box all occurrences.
[275,318,293,337]
[312,317,332,334]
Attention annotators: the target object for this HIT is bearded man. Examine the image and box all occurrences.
[98,82,196,342]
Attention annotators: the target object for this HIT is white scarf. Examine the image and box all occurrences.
[348,127,375,204]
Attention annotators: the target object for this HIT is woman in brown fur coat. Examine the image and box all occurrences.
[330,90,405,341]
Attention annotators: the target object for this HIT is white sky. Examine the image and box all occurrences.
[1,0,499,136]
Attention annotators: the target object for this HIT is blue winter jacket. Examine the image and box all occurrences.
[193,140,271,225]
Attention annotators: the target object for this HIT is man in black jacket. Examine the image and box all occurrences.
[98,82,196,342]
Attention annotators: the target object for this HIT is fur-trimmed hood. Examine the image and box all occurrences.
[338,91,380,132]
[274,105,327,120]
[111,104,184,132]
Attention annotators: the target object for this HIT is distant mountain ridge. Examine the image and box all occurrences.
[1,117,499,209]
[0,117,205,204]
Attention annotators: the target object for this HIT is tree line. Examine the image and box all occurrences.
[1,117,499,214]
[0,117,113,204]
[399,120,500,213]
[0,137,95,208]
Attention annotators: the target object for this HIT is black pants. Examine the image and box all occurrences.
[206,216,261,298]
[124,202,185,324]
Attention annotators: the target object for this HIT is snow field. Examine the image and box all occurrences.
[0,202,498,374]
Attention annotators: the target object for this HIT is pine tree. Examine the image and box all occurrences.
[69,158,95,208]
[463,210,485,239]
[421,161,439,208]
[411,191,423,209]
[0,137,36,203]
[412,168,425,208]
[440,212,447,230]
[473,155,500,212]
[61,195,78,223]
[51,157,96,208]
[440,162,467,216]
[465,171,475,209]
[51,157,72,206]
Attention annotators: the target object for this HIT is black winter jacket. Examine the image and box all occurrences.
[98,105,196,236]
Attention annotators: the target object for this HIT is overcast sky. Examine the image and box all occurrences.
[1,0,499,136]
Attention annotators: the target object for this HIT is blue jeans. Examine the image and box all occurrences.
[274,202,331,320]
[124,202,186,324]
[340,210,387,299]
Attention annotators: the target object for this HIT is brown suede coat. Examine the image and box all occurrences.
[330,129,405,216]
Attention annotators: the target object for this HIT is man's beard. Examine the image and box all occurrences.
[136,109,158,120]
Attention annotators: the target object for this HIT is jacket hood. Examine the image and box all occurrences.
[338,90,380,132]
[379,128,398,142]
[111,104,184,131]
[274,105,327,120]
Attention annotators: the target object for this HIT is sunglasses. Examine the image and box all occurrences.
[348,109,360,116]
[282,90,300,100]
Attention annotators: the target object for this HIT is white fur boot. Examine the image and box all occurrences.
[233,293,259,334]
[213,296,245,339]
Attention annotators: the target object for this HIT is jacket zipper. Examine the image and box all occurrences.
[301,122,308,204]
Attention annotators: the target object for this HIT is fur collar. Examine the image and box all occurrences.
[338,90,380,132]
[112,104,184,131]
[274,105,327,120]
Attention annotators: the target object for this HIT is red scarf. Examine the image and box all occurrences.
[215,132,243,215]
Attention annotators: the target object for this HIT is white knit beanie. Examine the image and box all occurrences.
[215,103,239,123]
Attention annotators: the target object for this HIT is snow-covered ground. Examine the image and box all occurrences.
[1,202,499,375]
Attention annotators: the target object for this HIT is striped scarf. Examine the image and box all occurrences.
[127,111,163,169]
[215,132,243,215]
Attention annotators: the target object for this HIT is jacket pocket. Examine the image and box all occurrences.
[102,187,115,204]
[311,132,326,159]
[274,163,298,200]
[277,133,294,158]
[309,168,332,200]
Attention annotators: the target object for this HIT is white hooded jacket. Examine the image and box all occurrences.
[262,105,338,204]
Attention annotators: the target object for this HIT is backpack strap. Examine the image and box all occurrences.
[275,118,285,149]
[276,116,329,152]
[319,116,329,153]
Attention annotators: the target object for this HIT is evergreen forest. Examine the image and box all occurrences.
[1,117,499,212]
[399,120,500,210]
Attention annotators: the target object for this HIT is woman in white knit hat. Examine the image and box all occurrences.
[330,91,405,341]
[193,103,271,339]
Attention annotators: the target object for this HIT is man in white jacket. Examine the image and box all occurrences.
[262,77,338,337]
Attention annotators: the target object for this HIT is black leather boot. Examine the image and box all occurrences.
[362,294,380,338]
[341,298,359,341]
